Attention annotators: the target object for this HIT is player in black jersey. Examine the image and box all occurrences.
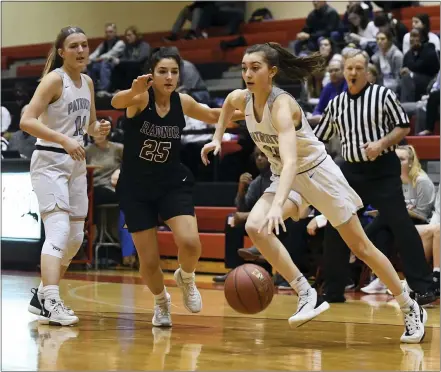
[111,47,243,327]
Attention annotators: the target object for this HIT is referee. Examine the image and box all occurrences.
[314,49,437,305]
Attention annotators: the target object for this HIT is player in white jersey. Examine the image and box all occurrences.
[20,26,111,326]
[201,42,426,343]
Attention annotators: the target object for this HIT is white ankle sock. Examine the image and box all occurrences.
[289,275,311,295]
[433,267,440,273]
[395,289,413,312]
[154,287,167,303]
[180,267,195,280]
[43,285,61,303]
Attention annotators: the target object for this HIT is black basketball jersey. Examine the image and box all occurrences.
[119,88,187,187]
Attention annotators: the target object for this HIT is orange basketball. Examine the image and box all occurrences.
[224,264,274,314]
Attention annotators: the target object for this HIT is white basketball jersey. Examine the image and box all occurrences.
[37,68,91,148]
[245,86,327,176]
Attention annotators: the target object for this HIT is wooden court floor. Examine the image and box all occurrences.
[2,270,440,371]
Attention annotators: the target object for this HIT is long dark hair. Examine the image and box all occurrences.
[41,26,86,79]
[348,3,370,33]
[244,42,325,82]
[147,46,182,73]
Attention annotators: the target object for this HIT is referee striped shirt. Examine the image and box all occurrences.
[314,83,409,163]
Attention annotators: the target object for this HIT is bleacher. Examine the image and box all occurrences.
[1,4,439,271]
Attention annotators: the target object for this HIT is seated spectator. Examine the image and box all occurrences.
[418,72,440,135]
[293,1,341,56]
[309,37,342,96]
[396,145,436,221]
[373,12,408,51]
[163,2,213,41]
[309,59,347,126]
[176,53,211,105]
[416,186,440,295]
[402,13,440,55]
[199,2,246,37]
[367,63,380,84]
[86,131,137,268]
[372,30,403,92]
[7,104,36,159]
[400,28,440,102]
[87,23,125,95]
[112,26,150,92]
[345,3,379,52]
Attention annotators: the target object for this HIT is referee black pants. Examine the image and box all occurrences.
[323,152,433,295]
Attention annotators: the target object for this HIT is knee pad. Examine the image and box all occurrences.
[41,212,70,259]
[61,221,85,267]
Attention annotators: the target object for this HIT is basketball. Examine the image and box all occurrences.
[224,264,274,314]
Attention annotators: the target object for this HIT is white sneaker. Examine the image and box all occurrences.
[400,300,427,344]
[288,288,330,328]
[28,288,75,316]
[39,299,79,326]
[361,278,387,294]
[152,294,172,327]
[174,268,202,313]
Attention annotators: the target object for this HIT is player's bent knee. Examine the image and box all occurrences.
[177,235,201,253]
[41,212,71,259]
[348,241,372,261]
[245,218,260,237]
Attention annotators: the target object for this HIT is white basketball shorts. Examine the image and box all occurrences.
[264,155,363,227]
[30,149,88,218]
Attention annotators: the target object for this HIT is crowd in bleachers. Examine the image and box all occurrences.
[1,1,439,286]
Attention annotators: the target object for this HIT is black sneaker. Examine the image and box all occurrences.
[410,290,437,306]
[28,288,42,315]
[433,272,440,297]
[212,274,228,283]
[322,292,346,303]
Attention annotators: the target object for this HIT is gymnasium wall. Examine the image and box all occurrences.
[2,1,439,47]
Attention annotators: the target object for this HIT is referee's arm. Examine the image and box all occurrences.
[313,102,336,142]
[376,90,410,150]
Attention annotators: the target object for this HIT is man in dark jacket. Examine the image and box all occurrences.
[293,1,341,56]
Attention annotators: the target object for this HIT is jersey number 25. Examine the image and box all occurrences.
[139,139,171,163]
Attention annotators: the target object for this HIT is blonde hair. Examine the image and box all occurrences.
[397,145,425,187]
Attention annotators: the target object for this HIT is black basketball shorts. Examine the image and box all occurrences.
[117,170,195,233]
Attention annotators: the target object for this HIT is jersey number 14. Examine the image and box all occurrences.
[139,139,171,163]
[74,116,87,136]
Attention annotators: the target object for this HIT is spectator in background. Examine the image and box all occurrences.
[199,2,246,37]
[309,59,347,126]
[367,63,380,84]
[416,186,440,295]
[372,30,403,92]
[402,13,440,54]
[7,104,36,159]
[308,37,342,96]
[345,3,379,52]
[400,28,440,102]
[87,23,125,95]
[418,72,440,135]
[293,1,341,56]
[86,131,137,268]
[163,2,214,41]
[169,47,210,105]
[112,26,150,92]
[374,12,408,51]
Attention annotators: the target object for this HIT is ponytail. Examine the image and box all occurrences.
[244,42,325,82]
